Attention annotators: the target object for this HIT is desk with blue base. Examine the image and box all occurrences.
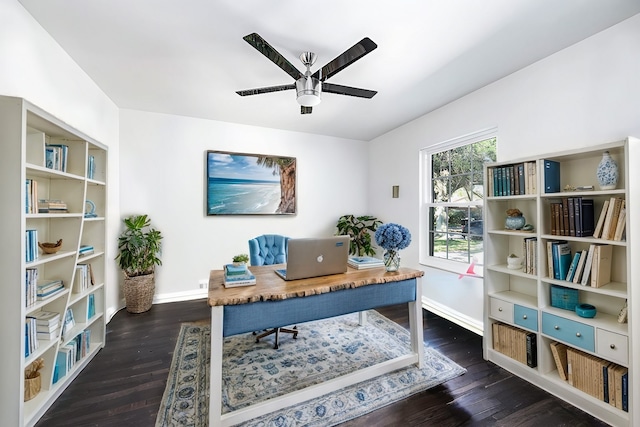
[208,265,425,427]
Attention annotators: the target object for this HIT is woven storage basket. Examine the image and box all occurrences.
[24,372,41,402]
[123,273,155,313]
[550,284,579,311]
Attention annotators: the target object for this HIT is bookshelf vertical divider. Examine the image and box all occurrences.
[0,96,107,427]
[483,137,638,427]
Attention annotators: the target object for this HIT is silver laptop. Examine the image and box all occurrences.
[275,236,350,281]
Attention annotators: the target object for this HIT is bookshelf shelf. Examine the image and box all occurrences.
[483,137,638,426]
[0,96,107,427]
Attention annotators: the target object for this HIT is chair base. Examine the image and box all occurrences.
[254,326,298,349]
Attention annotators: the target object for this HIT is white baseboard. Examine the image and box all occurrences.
[153,288,208,304]
[421,296,483,336]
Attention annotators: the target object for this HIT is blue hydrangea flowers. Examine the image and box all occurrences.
[374,223,412,251]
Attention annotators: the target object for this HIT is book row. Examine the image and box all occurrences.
[547,241,612,288]
[492,322,537,368]
[551,342,628,411]
[548,197,594,237]
[593,197,626,241]
[73,263,95,294]
[25,229,38,263]
[53,329,91,385]
[487,161,537,197]
[45,143,69,172]
[521,237,537,275]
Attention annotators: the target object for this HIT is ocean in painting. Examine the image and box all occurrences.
[207,177,281,214]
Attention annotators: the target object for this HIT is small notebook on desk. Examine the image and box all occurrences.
[275,236,349,281]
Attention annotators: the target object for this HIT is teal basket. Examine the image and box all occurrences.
[551,285,579,311]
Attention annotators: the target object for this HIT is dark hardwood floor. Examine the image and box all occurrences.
[36,300,608,427]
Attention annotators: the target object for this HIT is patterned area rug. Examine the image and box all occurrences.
[156,310,466,426]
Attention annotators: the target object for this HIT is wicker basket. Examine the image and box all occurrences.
[123,273,155,313]
[24,372,41,402]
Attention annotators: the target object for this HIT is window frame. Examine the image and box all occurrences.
[419,127,497,275]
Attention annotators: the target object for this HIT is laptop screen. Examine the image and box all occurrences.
[276,236,349,280]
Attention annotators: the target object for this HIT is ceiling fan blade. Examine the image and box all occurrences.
[243,33,303,81]
[312,37,377,81]
[322,82,377,99]
[301,106,313,114]
[236,84,295,97]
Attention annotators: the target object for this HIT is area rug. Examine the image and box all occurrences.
[156,310,466,427]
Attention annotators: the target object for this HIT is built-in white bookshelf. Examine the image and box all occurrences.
[0,96,107,427]
[483,137,638,427]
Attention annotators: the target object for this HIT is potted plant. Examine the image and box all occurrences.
[116,214,163,313]
[335,214,382,256]
[232,253,249,266]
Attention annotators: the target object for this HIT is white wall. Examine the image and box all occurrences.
[119,110,369,302]
[0,0,121,319]
[368,14,640,332]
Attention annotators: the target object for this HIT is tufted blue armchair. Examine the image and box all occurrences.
[248,234,289,266]
[248,234,298,348]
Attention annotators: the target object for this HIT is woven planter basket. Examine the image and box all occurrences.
[123,272,155,313]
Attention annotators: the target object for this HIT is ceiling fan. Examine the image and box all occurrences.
[236,33,378,114]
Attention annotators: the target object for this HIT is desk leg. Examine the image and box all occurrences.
[210,306,223,427]
[408,277,424,369]
[358,311,367,325]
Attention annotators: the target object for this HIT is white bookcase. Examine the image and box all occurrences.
[483,137,638,426]
[0,96,107,426]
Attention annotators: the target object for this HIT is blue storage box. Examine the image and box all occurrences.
[550,285,579,311]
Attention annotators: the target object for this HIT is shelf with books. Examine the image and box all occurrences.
[0,96,108,427]
[483,137,637,427]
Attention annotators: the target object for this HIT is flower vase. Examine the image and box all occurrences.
[596,151,618,190]
[383,250,400,272]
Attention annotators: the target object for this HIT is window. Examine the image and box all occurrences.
[420,129,496,272]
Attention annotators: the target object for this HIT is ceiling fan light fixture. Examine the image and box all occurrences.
[296,76,322,106]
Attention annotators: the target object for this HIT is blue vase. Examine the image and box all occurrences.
[505,215,526,230]
[596,151,618,190]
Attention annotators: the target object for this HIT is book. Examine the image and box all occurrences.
[550,341,569,380]
[544,159,560,193]
[565,252,581,281]
[553,241,571,280]
[572,249,588,284]
[224,263,249,276]
[526,333,537,368]
[348,256,384,269]
[592,199,610,238]
[578,198,594,237]
[590,244,612,288]
[223,267,256,287]
[580,244,597,286]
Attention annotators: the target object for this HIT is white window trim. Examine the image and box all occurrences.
[419,127,497,275]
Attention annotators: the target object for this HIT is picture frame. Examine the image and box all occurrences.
[206,150,297,215]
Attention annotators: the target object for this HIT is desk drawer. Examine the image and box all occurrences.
[490,297,513,323]
[514,305,538,331]
[542,312,594,352]
[596,329,628,366]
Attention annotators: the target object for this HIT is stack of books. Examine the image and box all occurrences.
[33,310,61,341]
[224,263,256,287]
[78,245,94,257]
[36,279,65,301]
[347,256,384,270]
[38,199,68,213]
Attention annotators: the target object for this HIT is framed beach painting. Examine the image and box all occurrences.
[206,150,297,215]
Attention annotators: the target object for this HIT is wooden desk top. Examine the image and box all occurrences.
[208,265,424,307]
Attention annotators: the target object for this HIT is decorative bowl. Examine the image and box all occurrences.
[38,239,63,254]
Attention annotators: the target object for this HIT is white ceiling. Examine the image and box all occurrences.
[17,0,640,141]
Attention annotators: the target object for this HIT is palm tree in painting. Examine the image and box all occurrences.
[256,156,296,213]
